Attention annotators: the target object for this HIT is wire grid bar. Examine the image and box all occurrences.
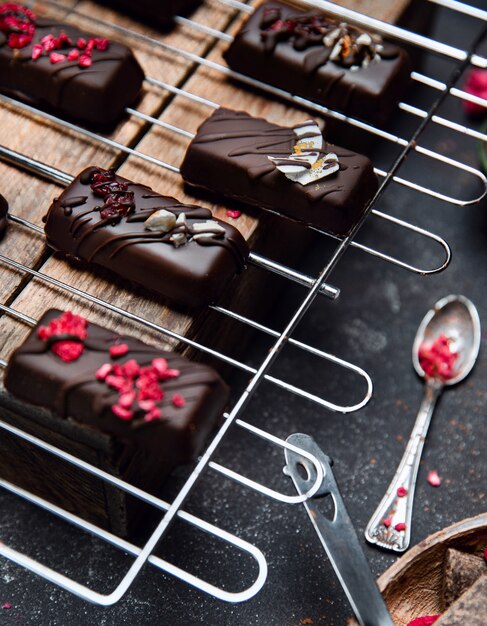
[0,0,485,608]
[0,341,328,602]
[0,92,453,277]
[0,245,371,412]
[42,0,487,209]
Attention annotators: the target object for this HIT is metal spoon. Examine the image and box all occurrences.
[365,294,481,552]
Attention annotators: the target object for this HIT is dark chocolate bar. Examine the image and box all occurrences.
[0,193,7,238]
[43,167,248,307]
[2,309,228,534]
[223,1,411,126]
[0,3,145,128]
[443,549,487,608]
[436,575,487,625]
[94,0,203,25]
[180,108,378,237]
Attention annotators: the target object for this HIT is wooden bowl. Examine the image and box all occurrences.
[377,513,487,625]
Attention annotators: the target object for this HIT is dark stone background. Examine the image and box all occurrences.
[1,2,487,624]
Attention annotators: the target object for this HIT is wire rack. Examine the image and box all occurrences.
[0,0,486,609]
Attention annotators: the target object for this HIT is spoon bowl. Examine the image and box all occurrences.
[412,294,481,386]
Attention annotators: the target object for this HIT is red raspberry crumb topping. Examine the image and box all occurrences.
[97,353,185,423]
[226,209,241,219]
[111,404,133,420]
[397,486,408,497]
[406,616,441,626]
[172,393,186,408]
[483,546,487,563]
[427,470,442,487]
[37,311,87,362]
[382,517,392,528]
[418,334,458,381]
[31,43,42,59]
[25,24,111,68]
[395,522,407,532]
[50,52,66,64]
[0,3,36,49]
[109,343,129,358]
[96,363,112,380]
[78,54,92,68]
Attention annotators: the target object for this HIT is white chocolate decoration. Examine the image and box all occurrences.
[268,121,339,186]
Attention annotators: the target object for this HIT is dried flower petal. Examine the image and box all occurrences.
[397,487,408,497]
[395,522,407,532]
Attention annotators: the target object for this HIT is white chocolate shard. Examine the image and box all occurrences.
[144,209,177,233]
[169,232,187,247]
[192,220,226,235]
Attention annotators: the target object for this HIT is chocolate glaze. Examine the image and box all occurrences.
[94,0,203,25]
[223,1,412,127]
[0,16,145,128]
[180,108,378,237]
[0,193,8,239]
[4,309,228,461]
[44,167,249,307]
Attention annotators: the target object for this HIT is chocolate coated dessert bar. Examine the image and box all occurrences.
[0,3,144,127]
[2,309,228,534]
[0,193,7,238]
[223,1,412,126]
[436,574,487,625]
[180,108,378,237]
[43,167,248,307]
[94,0,203,25]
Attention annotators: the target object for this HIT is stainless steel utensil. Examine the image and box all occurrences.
[365,294,481,553]
[284,433,394,626]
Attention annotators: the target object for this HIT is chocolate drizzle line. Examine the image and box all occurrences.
[258,7,399,69]
[191,110,349,201]
[56,167,246,273]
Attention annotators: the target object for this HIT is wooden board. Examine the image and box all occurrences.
[0,0,418,368]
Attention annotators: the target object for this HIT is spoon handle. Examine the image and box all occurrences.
[365,379,443,552]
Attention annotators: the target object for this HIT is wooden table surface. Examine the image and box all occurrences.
[3,1,485,624]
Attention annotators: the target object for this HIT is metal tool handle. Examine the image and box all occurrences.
[284,433,394,626]
[365,379,443,552]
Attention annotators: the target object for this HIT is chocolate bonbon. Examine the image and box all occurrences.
[0,193,8,239]
[2,309,228,534]
[0,3,145,128]
[94,0,202,25]
[180,108,378,237]
[223,1,411,126]
[43,167,248,307]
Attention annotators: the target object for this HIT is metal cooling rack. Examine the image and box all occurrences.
[0,0,486,608]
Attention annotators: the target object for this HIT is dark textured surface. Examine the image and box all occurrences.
[1,5,487,626]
